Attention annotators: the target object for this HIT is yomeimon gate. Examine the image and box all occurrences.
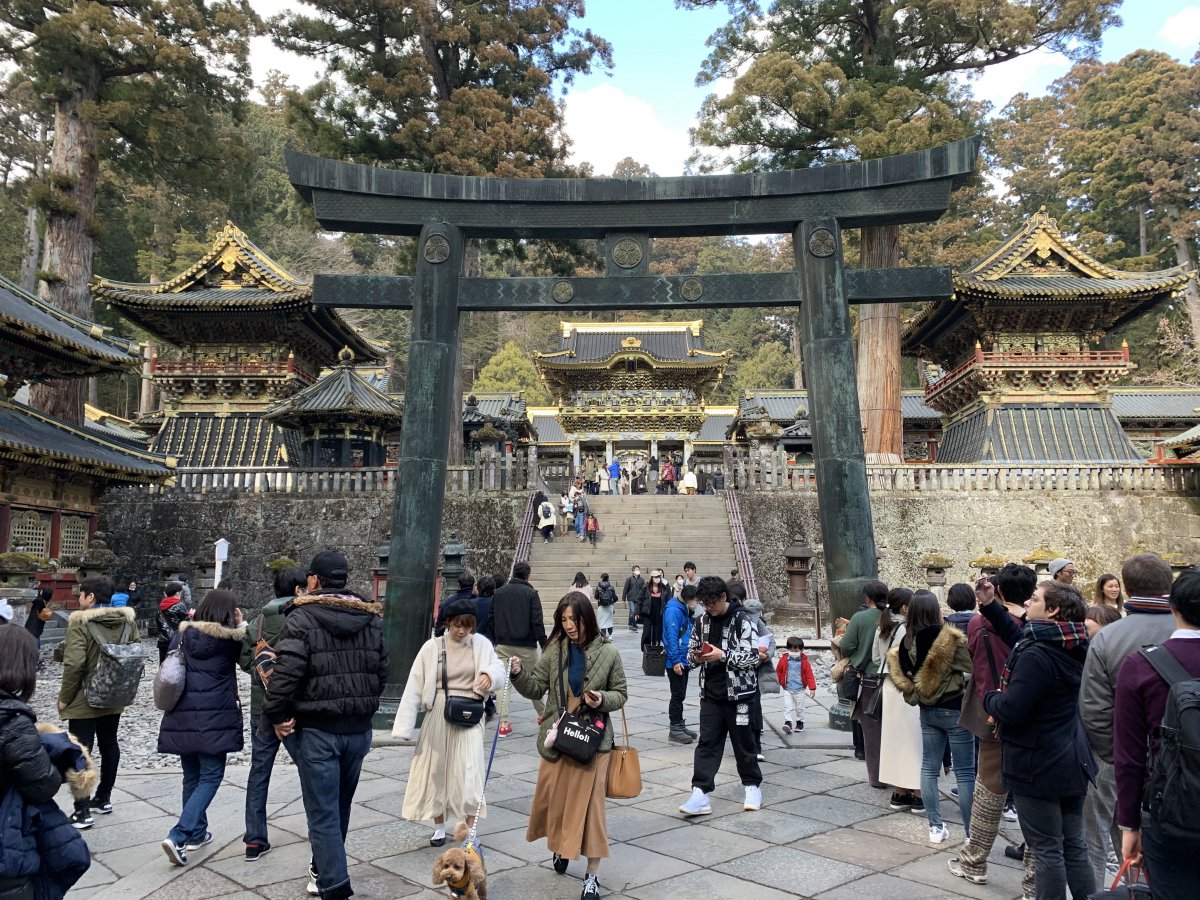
[287,138,979,718]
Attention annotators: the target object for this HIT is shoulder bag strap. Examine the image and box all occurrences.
[1140,645,1192,687]
[440,637,448,699]
[980,624,1001,684]
[86,621,111,648]
[556,642,570,713]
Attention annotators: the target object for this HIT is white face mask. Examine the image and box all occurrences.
[788,651,803,659]
[633,570,640,576]
[652,577,661,583]
[676,579,684,587]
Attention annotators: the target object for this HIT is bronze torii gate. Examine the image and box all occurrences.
[287,138,979,720]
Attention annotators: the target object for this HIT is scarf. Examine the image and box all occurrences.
[1124,594,1171,615]
[998,620,1089,691]
[567,642,585,697]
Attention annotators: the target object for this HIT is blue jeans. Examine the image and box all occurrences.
[295,728,371,900]
[1143,818,1200,900]
[919,706,976,829]
[168,752,227,845]
[575,511,585,535]
[244,716,298,846]
[1014,792,1093,900]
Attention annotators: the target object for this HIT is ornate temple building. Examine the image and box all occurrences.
[531,320,735,467]
[92,223,377,468]
[0,276,169,558]
[902,209,1193,463]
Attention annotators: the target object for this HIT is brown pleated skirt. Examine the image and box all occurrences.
[526,750,611,860]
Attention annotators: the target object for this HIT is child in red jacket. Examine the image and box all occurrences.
[776,636,817,733]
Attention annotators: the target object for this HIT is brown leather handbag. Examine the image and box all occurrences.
[605,705,642,799]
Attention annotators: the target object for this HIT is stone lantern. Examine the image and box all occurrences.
[372,533,390,605]
[969,547,1005,578]
[920,551,954,603]
[192,549,217,600]
[783,539,820,635]
[74,534,117,585]
[440,532,472,620]
[0,550,40,626]
[1023,543,1062,577]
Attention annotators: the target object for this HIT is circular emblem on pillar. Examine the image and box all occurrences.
[551,281,575,303]
[808,227,837,258]
[611,238,644,269]
[423,234,451,264]
[681,278,703,302]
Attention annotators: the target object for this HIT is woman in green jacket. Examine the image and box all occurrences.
[510,592,628,900]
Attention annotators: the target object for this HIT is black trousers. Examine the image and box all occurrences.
[69,714,121,802]
[691,698,762,793]
[640,615,662,648]
[667,667,689,725]
[853,718,865,755]
[749,691,764,754]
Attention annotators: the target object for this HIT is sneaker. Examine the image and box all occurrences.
[184,832,213,851]
[794,721,804,731]
[69,809,93,830]
[950,785,959,797]
[679,787,712,816]
[888,792,913,811]
[161,839,187,867]
[498,721,512,737]
[909,797,926,814]
[929,824,950,844]
[581,873,601,898]
[307,866,320,896]
[948,857,988,884]
[1003,803,1019,822]
[682,725,697,739]
[668,725,695,744]
[552,852,569,874]
[1005,843,1026,861]
[90,798,113,815]
[743,785,763,811]
[244,843,271,862]
[755,752,765,761]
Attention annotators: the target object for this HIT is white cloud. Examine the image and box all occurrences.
[969,46,1073,115]
[562,83,694,176]
[1159,7,1200,48]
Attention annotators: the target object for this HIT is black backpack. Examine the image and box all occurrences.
[1139,644,1200,841]
[540,502,553,519]
[596,583,616,607]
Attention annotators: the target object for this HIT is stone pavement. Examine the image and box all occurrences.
[70,630,1029,900]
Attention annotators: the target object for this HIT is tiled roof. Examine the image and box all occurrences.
[901,391,941,421]
[151,413,301,468]
[267,359,402,424]
[0,275,141,374]
[955,274,1187,298]
[1161,423,1200,451]
[469,393,528,422]
[1109,389,1200,421]
[0,401,170,479]
[530,413,567,443]
[936,404,1142,464]
[537,321,728,367]
[696,413,734,442]
[734,389,939,426]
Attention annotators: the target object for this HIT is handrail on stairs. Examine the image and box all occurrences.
[724,490,760,601]
[510,490,537,579]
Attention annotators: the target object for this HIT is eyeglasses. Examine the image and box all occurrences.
[701,597,723,607]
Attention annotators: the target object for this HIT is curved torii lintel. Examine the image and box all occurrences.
[285,137,980,239]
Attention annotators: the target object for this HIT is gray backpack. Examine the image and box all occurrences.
[85,619,147,708]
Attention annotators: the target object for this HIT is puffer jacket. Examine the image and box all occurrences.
[511,635,628,762]
[157,597,190,647]
[57,606,142,720]
[0,695,60,808]
[888,624,971,709]
[239,597,291,717]
[263,590,387,734]
[158,620,245,756]
[686,606,759,701]
[662,596,693,669]
[487,578,545,648]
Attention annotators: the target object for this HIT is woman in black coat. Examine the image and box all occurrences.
[158,590,245,866]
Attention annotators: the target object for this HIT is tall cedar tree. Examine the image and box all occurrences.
[0,0,256,423]
[680,0,1120,460]
[273,0,611,461]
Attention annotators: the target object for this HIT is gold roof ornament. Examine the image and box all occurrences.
[621,336,642,348]
[969,547,1006,570]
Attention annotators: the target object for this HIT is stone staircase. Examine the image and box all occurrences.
[526,493,739,622]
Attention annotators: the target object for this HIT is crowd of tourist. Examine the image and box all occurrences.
[3,546,1198,900]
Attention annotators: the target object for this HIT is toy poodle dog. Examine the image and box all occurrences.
[431,821,487,899]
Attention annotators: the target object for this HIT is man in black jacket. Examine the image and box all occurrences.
[263,551,387,900]
[485,560,545,736]
[623,565,646,633]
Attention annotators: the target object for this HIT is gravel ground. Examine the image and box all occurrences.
[32,642,268,771]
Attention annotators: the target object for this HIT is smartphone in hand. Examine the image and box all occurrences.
[701,642,715,655]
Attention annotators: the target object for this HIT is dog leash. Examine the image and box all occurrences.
[467,655,512,844]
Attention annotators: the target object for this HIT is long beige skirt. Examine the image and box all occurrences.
[878,676,922,791]
[402,694,488,822]
[527,750,611,860]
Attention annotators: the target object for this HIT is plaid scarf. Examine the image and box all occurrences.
[998,620,1089,691]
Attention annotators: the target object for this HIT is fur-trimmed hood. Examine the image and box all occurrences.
[888,624,970,707]
[67,604,136,625]
[178,619,246,641]
[35,722,98,801]
[291,591,382,640]
[292,591,382,616]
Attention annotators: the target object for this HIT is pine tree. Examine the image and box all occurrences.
[471,341,552,405]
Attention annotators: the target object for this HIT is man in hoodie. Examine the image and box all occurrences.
[1078,553,1176,890]
[58,575,141,828]
[663,584,698,744]
[679,576,763,816]
[238,565,306,861]
[264,551,387,900]
[157,582,190,664]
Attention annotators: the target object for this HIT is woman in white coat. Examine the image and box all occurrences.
[876,587,924,811]
[393,596,506,846]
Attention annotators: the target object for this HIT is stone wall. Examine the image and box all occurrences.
[740,492,1200,616]
[100,489,529,607]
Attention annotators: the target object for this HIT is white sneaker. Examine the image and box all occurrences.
[743,785,763,811]
[306,866,319,896]
[1003,803,1019,822]
[679,787,712,816]
[929,824,950,844]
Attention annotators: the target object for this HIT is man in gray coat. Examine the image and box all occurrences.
[1078,553,1175,889]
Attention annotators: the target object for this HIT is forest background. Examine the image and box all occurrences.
[0,0,1196,431]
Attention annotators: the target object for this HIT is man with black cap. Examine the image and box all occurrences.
[264,550,387,900]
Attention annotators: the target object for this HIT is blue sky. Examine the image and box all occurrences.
[250,0,1200,176]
